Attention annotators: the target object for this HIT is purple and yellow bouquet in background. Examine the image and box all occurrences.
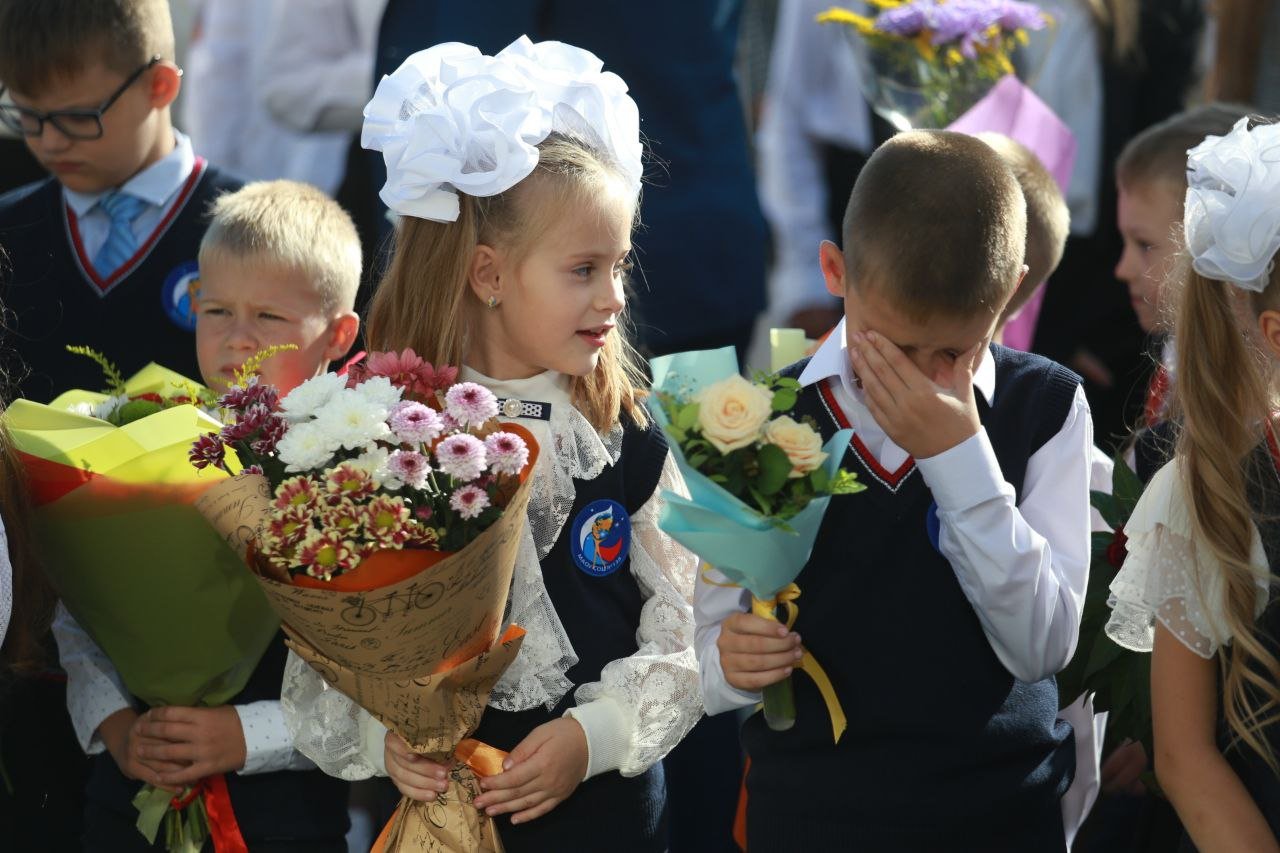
[819,0,1052,129]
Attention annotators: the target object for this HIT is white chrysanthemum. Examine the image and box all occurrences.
[349,446,404,491]
[276,421,339,472]
[279,372,347,423]
[352,375,403,411]
[313,389,392,451]
[67,402,96,418]
[92,395,128,421]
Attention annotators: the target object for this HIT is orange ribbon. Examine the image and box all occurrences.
[168,775,248,853]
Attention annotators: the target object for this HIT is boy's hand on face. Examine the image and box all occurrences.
[718,612,803,692]
[135,706,248,786]
[849,331,983,459]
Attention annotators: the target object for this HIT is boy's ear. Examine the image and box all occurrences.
[324,312,361,361]
[148,62,183,110]
[819,240,847,298]
[1257,309,1280,362]
[468,244,504,305]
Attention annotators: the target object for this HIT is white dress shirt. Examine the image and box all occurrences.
[52,601,314,773]
[697,318,1093,714]
[181,0,352,194]
[63,129,196,263]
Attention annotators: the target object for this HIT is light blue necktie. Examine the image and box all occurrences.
[92,191,147,277]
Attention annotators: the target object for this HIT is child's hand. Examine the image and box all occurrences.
[473,718,588,824]
[849,331,984,459]
[384,731,450,801]
[717,612,802,692]
[134,706,247,786]
[1101,739,1149,795]
[98,708,183,791]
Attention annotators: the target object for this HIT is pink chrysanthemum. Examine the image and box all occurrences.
[326,463,377,502]
[450,484,491,520]
[274,475,321,512]
[218,377,279,413]
[444,382,498,429]
[388,401,444,444]
[387,449,432,490]
[434,433,487,481]
[297,531,360,580]
[406,520,441,549]
[484,431,529,477]
[365,495,411,547]
[362,349,460,396]
[189,433,227,471]
[221,402,274,442]
[251,415,289,456]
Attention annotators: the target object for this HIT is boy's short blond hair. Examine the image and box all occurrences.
[842,130,1027,321]
[1116,102,1254,195]
[0,0,174,96]
[975,133,1070,324]
[199,181,362,313]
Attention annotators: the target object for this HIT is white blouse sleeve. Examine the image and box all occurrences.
[1105,461,1270,659]
[564,451,704,779]
[0,514,10,652]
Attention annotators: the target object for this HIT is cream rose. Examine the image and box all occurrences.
[763,416,827,478]
[695,375,775,453]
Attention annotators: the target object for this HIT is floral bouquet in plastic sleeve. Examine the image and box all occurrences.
[818,0,1053,130]
[190,349,537,853]
[648,347,864,738]
[2,353,279,852]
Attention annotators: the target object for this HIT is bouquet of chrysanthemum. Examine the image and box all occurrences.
[819,0,1052,129]
[191,349,537,853]
[648,347,864,737]
[2,352,280,853]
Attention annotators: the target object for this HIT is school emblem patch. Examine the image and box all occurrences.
[570,499,631,577]
[161,260,201,331]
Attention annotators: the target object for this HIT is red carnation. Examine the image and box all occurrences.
[1106,526,1128,569]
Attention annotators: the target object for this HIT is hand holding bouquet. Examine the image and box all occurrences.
[649,347,863,736]
[191,349,537,852]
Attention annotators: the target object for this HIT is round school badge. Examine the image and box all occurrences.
[570,499,632,577]
[161,260,201,332]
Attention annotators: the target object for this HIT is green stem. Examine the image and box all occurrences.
[763,676,796,732]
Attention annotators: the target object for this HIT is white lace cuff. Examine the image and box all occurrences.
[1105,461,1269,658]
[281,649,387,780]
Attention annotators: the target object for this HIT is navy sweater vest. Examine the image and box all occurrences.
[0,162,240,402]
[471,416,670,853]
[743,346,1081,852]
[85,633,349,847]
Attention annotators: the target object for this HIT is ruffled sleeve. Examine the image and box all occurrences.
[563,451,703,779]
[1105,461,1270,658]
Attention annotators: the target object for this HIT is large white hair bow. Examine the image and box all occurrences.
[362,35,643,223]
[1184,117,1280,293]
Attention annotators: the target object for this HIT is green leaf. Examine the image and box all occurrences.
[1091,530,1117,561]
[756,443,792,496]
[828,470,866,495]
[709,473,729,483]
[1082,631,1125,681]
[1090,490,1125,530]
[114,398,165,425]
[676,402,701,431]
[771,389,798,412]
[747,485,773,516]
[688,453,709,468]
[810,467,831,492]
[774,377,802,391]
[1112,454,1144,512]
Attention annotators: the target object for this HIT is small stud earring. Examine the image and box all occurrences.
[487,296,499,309]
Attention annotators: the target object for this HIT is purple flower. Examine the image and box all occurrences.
[219,377,279,413]
[244,464,265,476]
[875,5,928,36]
[484,431,530,477]
[388,401,444,444]
[435,433,487,481]
[444,382,499,429]
[253,415,289,455]
[414,505,434,522]
[450,484,491,520]
[388,449,432,490]
[189,433,227,471]
[996,1,1047,31]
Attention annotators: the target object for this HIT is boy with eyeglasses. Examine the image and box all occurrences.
[0,3,355,851]
[0,0,241,404]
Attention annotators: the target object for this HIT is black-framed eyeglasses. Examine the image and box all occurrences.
[0,56,162,141]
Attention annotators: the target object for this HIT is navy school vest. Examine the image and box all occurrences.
[0,161,241,403]
[471,415,671,853]
[84,632,350,846]
[742,345,1081,853]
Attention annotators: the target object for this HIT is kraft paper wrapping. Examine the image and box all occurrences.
[197,472,534,851]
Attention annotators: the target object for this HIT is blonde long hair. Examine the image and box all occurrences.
[1175,256,1280,769]
[366,133,649,433]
